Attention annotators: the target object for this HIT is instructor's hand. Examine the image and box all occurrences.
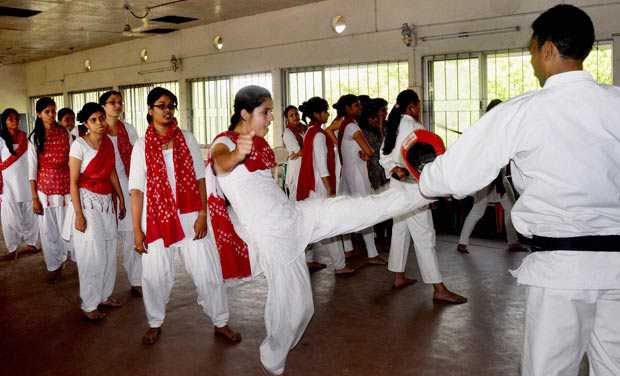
[193,212,208,240]
[234,131,255,163]
[134,230,148,254]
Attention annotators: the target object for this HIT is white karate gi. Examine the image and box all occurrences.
[420,71,620,376]
[28,135,73,272]
[109,122,142,287]
[339,121,380,258]
[213,135,433,375]
[302,129,346,269]
[68,138,117,312]
[282,127,302,201]
[379,114,442,283]
[458,176,518,246]
[0,138,39,253]
[128,130,229,329]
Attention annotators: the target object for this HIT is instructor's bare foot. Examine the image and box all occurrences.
[335,266,356,276]
[367,255,388,265]
[456,244,469,254]
[142,327,162,345]
[214,325,242,343]
[392,277,417,290]
[100,297,122,308]
[433,283,467,304]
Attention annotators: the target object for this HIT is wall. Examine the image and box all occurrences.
[0,65,28,113]
[20,0,620,145]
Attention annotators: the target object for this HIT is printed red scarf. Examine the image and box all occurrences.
[78,136,115,195]
[37,126,70,196]
[296,123,336,200]
[1,130,28,171]
[145,121,203,247]
[206,131,275,280]
[114,121,133,177]
[286,124,304,150]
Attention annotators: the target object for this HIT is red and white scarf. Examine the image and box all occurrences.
[1,130,28,171]
[206,131,275,280]
[78,136,115,195]
[37,126,70,197]
[145,120,203,247]
[296,122,336,201]
[113,121,133,177]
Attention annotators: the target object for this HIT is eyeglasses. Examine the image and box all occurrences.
[152,103,177,111]
[105,101,123,106]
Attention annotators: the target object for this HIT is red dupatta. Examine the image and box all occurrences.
[78,136,115,195]
[296,123,336,201]
[1,130,28,170]
[114,121,133,177]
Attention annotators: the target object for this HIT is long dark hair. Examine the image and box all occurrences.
[382,89,420,155]
[146,87,177,124]
[299,97,328,123]
[29,97,56,154]
[0,108,19,155]
[229,85,272,131]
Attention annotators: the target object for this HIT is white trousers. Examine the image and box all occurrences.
[73,236,117,312]
[306,237,346,269]
[39,206,70,271]
[342,227,380,258]
[1,201,39,253]
[523,286,620,376]
[459,189,518,246]
[118,230,142,287]
[259,184,434,374]
[388,205,442,283]
[141,236,229,328]
[260,253,313,375]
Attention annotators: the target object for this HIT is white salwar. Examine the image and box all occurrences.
[282,127,302,200]
[420,71,620,376]
[66,138,117,312]
[379,114,442,283]
[302,130,346,269]
[458,178,518,247]
[129,130,229,329]
[0,139,39,253]
[213,135,433,375]
[28,136,73,271]
[339,121,380,258]
[110,122,142,287]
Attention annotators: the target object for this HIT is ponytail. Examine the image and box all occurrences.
[382,89,420,155]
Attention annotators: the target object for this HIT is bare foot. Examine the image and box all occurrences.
[0,252,17,261]
[100,297,122,308]
[21,245,41,255]
[367,255,388,265]
[392,277,417,290]
[130,286,143,298]
[214,325,242,343]
[433,284,467,304]
[142,327,162,345]
[456,244,469,254]
[83,309,106,321]
[307,262,327,273]
[335,266,356,276]
[46,268,62,284]
[344,249,360,259]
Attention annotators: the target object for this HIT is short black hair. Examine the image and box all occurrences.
[99,90,122,106]
[283,105,298,117]
[531,4,594,61]
[57,107,75,122]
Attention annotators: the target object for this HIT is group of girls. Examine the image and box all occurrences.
[281,90,467,304]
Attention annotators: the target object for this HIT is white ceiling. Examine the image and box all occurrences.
[0,0,323,64]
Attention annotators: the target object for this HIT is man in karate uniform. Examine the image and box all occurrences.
[415,5,620,375]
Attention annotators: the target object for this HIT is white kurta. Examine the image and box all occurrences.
[109,122,142,287]
[1,138,39,253]
[340,122,379,258]
[379,114,442,283]
[282,127,302,200]
[28,134,73,271]
[420,71,620,375]
[69,137,117,312]
[128,130,229,329]
[214,135,433,375]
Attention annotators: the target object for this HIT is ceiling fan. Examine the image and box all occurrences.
[121,0,188,38]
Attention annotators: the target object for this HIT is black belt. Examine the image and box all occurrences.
[530,235,620,252]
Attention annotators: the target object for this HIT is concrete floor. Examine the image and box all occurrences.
[0,235,588,376]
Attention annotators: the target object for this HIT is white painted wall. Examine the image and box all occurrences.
[14,0,620,144]
[0,65,28,113]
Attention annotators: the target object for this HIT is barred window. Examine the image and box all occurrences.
[189,72,273,145]
[286,61,409,121]
[69,88,112,113]
[121,81,180,136]
[425,41,613,147]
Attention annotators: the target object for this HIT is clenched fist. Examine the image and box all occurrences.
[234,130,255,163]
